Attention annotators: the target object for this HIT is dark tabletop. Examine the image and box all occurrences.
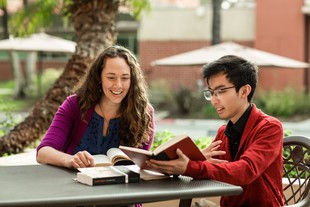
[0,164,243,207]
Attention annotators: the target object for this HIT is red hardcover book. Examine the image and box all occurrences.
[119,134,206,172]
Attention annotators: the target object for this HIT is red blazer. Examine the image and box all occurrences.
[185,104,284,207]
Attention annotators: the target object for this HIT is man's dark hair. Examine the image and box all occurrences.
[202,55,258,102]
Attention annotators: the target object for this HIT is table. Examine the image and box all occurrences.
[0,165,243,207]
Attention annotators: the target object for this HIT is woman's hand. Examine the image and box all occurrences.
[37,147,95,169]
[68,151,95,169]
[202,140,228,164]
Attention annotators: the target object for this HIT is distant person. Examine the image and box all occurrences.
[37,45,154,170]
[147,55,284,207]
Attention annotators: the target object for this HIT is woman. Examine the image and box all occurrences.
[37,45,154,169]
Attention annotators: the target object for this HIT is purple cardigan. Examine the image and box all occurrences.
[37,94,155,155]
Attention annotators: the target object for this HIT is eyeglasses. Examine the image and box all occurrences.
[203,86,236,101]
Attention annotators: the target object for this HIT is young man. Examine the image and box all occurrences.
[147,55,284,207]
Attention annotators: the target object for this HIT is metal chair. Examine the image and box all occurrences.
[283,135,310,207]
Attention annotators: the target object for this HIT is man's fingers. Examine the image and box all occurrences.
[209,158,228,164]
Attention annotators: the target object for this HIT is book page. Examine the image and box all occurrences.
[93,155,112,167]
[107,148,131,164]
[119,146,153,156]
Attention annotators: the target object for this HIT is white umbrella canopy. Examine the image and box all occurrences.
[151,42,309,68]
[0,32,76,53]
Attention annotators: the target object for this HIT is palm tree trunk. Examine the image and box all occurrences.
[211,0,222,45]
[0,0,118,155]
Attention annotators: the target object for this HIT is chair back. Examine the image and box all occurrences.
[283,135,310,207]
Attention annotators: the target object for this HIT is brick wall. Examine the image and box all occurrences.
[140,40,210,91]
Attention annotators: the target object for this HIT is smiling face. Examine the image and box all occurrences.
[100,57,131,105]
[208,72,250,124]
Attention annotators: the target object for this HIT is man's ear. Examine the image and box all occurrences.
[241,84,251,97]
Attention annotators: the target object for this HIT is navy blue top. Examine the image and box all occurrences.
[73,111,121,155]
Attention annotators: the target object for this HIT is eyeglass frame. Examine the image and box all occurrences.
[203,86,236,101]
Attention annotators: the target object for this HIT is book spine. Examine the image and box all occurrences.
[92,176,126,186]
[77,171,126,186]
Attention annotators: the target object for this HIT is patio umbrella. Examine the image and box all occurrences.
[151,42,309,68]
[0,32,76,97]
[0,32,76,53]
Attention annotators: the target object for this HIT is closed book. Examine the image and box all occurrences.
[76,166,140,186]
[119,134,206,173]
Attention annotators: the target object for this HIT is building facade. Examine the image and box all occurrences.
[139,0,309,93]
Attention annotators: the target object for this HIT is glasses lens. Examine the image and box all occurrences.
[203,90,212,101]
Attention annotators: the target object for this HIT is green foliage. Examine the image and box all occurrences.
[0,0,7,9]
[0,68,62,112]
[174,87,210,118]
[148,79,175,110]
[9,0,152,36]
[150,83,310,120]
[283,136,310,179]
[152,130,211,151]
[127,0,152,19]
[0,111,17,137]
[284,129,293,137]
[9,0,62,36]
[0,94,33,112]
[255,88,310,118]
[175,87,192,114]
[194,136,213,149]
[202,102,218,119]
[151,130,175,151]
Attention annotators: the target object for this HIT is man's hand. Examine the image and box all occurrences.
[202,140,228,164]
[146,148,189,175]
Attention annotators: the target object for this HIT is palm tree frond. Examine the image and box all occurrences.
[9,0,64,36]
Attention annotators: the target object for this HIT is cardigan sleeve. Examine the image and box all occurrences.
[36,95,81,154]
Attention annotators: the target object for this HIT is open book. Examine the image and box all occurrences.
[93,148,134,167]
[119,134,206,172]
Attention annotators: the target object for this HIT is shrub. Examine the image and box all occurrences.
[148,79,175,111]
[174,87,193,115]
[255,88,310,118]
[152,130,211,151]
[151,130,175,151]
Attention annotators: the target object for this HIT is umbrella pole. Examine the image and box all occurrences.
[37,52,43,97]
[10,51,26,98]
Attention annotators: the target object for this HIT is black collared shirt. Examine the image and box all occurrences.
[224,104,253,160]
